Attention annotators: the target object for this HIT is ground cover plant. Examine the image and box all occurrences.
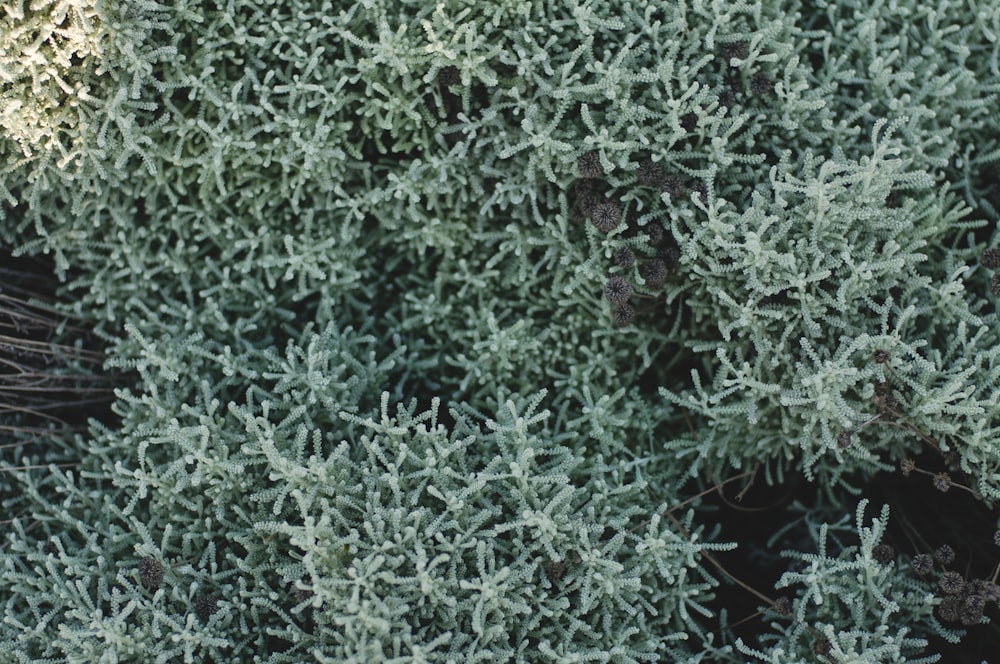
[2,0,1000,661]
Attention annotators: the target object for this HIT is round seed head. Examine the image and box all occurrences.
[578,150,604,178]
[604,275,633,305]
[937,596,960,622]
[934,544,956,566]
[873,349,889,363]
[933,473,952,492]
[658,246,681,272]
[772,597,792,616]
[543,560,566,586]
[614,247,636,269]
[991,273,1000,297]
[718,87,737,110]
[939,571,964,595]
[196,594,218,622]
[645,223,664,245]
[591,201,622,232]
[960,595,986,625]
[720,41,749,63]
[836,431,852,449]
[994,529,1000,547]
[577,191,599,217]
[911,553,933,576]
[641,258,668,289]
[873,544,895,564]
[612,303,635,327]
[572,177,595,199]
[660,173,686,198]
[984,247,1000,269]
[750,71,773,95]
[138,556,165,590]
[637,159,663,186]
[900,458,915,476]
[968,579,988,596]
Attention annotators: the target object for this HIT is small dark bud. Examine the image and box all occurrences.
[658,246,681,272]
[138,556,165,591]
[934,544,956,566]
[612,303,635,327]
[772,597,792,616]
[939,571,965,595]
[911,553,933,576]
[604,275,633,305]
[578,150,604,179]
[980,581,1000,604]
[933,473,952,493]
[572,177,596,200]
[195,594,218,622]
[873,544,895,564]
[720,41,749,63]
[750,71,773,96]
[640,258,668,290]
[437,65,460,88]
[991,272,1000,297]
[636,159,663,187]
[718,87,737,110]
[836,430,852,449]
[591,201,622,232]
[614,247,636,269]
[645,223,664,246]
[577,193,599,217]
[874,392,898,415]
[660,174,686,199]
[294,586,315,606]
[873,349,889,363]
[543,560,566,586]
[900,458,915,476]
[983,247,1000,269]
[572,181,599,222]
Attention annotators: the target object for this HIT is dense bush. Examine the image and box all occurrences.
[2,0,999,661]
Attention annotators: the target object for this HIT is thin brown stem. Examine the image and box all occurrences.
[663,508,776,607]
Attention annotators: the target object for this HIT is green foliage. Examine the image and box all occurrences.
[738,500,954,663]
[2,0,1000,661]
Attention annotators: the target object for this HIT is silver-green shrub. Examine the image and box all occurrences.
[2,0,999,661]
